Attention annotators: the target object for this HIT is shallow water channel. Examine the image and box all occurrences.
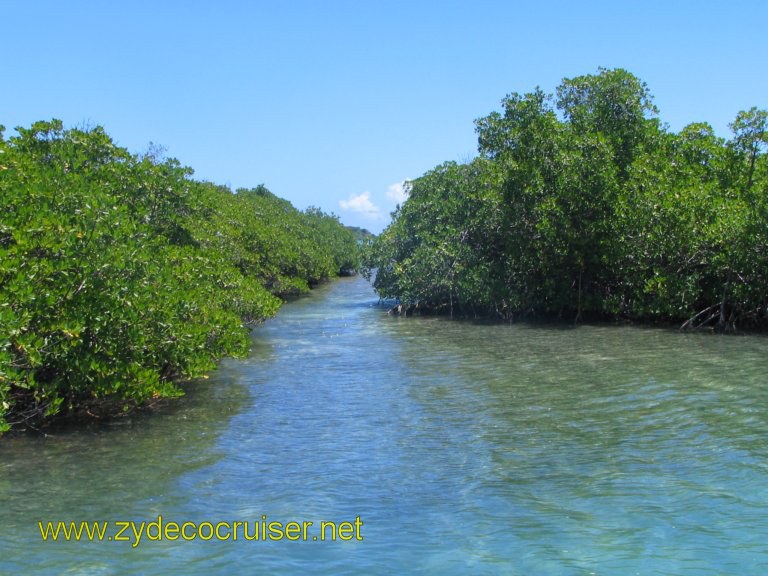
[2,275,768,574]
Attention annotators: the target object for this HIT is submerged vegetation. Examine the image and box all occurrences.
[363,68,768,331]
[0,120,358,433]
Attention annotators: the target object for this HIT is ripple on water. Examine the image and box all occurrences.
[2,276,768,575]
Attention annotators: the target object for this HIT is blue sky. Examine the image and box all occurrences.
[2,1,766,233]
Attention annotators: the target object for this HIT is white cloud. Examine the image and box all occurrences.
[385,179,410,204]
[339,191,382,219]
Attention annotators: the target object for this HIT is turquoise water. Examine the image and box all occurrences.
[2,275,768,574]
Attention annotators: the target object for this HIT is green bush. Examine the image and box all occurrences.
[363,69,768,330]
[0,120,357,433]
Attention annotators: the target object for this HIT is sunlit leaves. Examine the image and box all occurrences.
[0,120,357,432]
[364,69,768,331]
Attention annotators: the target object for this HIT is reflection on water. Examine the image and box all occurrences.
[2,276,768,574]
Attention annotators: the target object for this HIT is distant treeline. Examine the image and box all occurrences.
[346,226,376,243]
[362,68,768,331]
[0,120,358,433]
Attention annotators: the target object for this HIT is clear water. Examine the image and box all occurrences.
[2,275,768,575]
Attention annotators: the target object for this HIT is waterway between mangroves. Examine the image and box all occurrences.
[2,275,768,574]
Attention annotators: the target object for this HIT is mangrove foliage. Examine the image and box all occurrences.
[0,120,358,433]
[362,68,768,330]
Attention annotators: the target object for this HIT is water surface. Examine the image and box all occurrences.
[2,276,767,574]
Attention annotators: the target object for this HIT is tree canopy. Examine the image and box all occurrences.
[0,120,358,433]
[362,68,768,331]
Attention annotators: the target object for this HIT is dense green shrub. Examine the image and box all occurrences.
[363,69,768,330]
[0,120,358,433]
